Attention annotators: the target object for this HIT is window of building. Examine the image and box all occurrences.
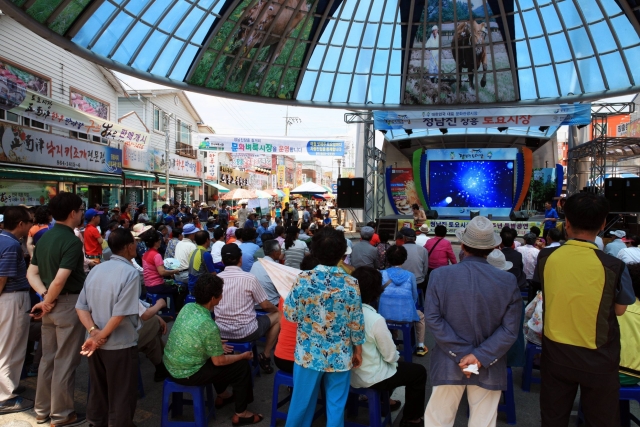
[153,107,164,131]
[177,119,191,144]
[0,109,21,124]
[69,131,107,144]
[23,117,48,131]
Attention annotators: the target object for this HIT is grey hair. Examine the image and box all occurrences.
[264,239,281,257]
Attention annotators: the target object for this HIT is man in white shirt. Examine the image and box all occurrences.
[516,233,540,281]
[174,224,198,282]
[617,236,640,264]
[546,228,562,248]
[210,227,225,264]
[416,224,431,247]
[236,203,249,228]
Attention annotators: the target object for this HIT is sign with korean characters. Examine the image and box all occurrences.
[11,90,150,148]
[374,104,592,130]
[198,134,345,156]
[0,124,122,173]
[0,180,57,206]
[277,165,286,188]
[426,219,541,237]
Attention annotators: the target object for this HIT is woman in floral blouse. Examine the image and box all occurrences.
[284,227,366,427]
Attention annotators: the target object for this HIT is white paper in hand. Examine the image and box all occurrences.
[463,364,479,375]
[258,259,301,299]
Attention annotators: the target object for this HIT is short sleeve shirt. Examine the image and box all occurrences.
[84,224,102,256]
[163,303,224,378]
[31,224,86,293]
[0,231,30,292]
[142,249,165,287]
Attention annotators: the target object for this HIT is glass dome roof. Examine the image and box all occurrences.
[4,0,640,109]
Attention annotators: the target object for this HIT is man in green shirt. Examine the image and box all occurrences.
[27,192,86,427]
[164,274,263,425]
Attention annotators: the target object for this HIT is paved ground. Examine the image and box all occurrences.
[2,237,639,426]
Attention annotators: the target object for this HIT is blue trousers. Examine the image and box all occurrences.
[284,364,351,427]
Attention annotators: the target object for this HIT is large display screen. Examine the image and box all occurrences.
[429,160,514,208]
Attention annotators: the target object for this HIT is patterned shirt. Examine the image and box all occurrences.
[163,303,224,378]
[284,265,366,372]
[164,238,180,260]
[214,266,268,339]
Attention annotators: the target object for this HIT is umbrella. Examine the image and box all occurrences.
[265,189,278,197]
[221,189,256,200]
[276,190,286,198]
[254,190,273,199]
[291,182,327,194]
[311,194,325,201]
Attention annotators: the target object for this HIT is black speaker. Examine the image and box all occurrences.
[337,178,365,209]
[525,137,541,148]
[605,178,626,212]
[470,210,480,219]
[398,140,411,149]
[625,178,640,212]
[509,210,529,221]
[425,209,438,219]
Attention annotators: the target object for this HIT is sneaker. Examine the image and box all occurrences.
[0,396,34,414]
[27,363,39,377]
[50,412,86,427]
[414,346,428,357]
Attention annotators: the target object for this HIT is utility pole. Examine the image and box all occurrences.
[336,158,342,225]
[283,106,301,136]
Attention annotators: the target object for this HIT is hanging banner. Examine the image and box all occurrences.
[0,124,122,173]
[10,90,150,148]
[374,104,592,130]
[122,145,200,178]
[426,219,541,237]
[0,180,57,206]
[277,165,286,188]
[198,134,345,156]
[387,168,420,215]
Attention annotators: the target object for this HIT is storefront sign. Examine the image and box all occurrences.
[296,163,303,187]
[123,145,154,171]
[0,124,122,173]
[219,165,248,188]
[0,180,57,206]
[205,152,217,181]
[374,104,592,130]
[277,165,286,188]
[10,90,150,148]
[198,134,345,156]
[123,145,200,178]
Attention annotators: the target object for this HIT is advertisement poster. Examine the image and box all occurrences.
[0,60,45,110]
[0,124,122,174]
[403,0,516,105]
[388,168,420,215]
[397,218,415,232]
[198,134,344,156]
[0,180,57,206]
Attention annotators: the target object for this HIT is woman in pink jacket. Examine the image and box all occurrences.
[424,225,457,274]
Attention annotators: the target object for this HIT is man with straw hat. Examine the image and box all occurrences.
[423,216,521,427]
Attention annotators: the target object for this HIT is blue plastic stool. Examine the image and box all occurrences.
[386,321,415,363]
[227,341,260,380]
[498,367,516,425]
[161,379,215,427]
[521,341,542,392]
[269,370,326,426]
[345,387,392,427]
[184,294,196,305]
[146,292,176,318]
[577,386,640,427]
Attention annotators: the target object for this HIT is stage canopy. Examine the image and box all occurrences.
[3,0,640,109]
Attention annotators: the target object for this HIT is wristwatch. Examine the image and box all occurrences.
[88,325,98,334]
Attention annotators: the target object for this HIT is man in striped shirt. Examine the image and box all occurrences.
[215,244,280,374]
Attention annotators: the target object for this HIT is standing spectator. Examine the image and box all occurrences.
[239,228,260,272]
[282,203,291,227]
[542,201,558,240]
[291,203,300,227]
[298,222,312,246]
[351,226,381,269]
[256,218,269,247]
[268,217,281,235]
[303,205,312,224]
[423,216,521,426]
[236,202,249,228]
[500,227,528,290]
[0,206,34,414]
[412,204,426,227]
[274,225,285,247]
[618,235,640,264]
[281,226,309,270]
[605,230,627,257]
[216,245,280,373]
[535,193,635,427]
[249,240,281,306]
[416,224,430,247]
[517,233,540,300]
[174,224,198,283]
[424,225,457,274]
[83,208,104,265]
[164,227,183,260]
[367,221,381,246]
[163,274,262,425]
[136,204,149,224]
[336,225,353,264]
[376,230,392,270]
[27,206,50,258]
[218,203,230,229]
[198,203,210,223]
[75,229,140,427]
[284,227,365,427]
[399,228,429,292]
[27,192,87,426]
[350,266,426,426]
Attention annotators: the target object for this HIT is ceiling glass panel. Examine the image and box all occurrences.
[6,0,640,108]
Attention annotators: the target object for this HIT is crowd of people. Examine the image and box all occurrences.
[0,191,637,427]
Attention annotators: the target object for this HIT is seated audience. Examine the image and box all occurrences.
[367,221,381,246]
[619,263,640,386]
[424,225,457,273]
[380,245,427,356]
[210,227,226,272]
[239,228,260,272]
[500,227,528,290]
[517,233,540,301]
[274,225,285,246]
[253,233,274,259]
[216,244,280,373]
[281,226,309,269]
[138,298,169,382]
[416,224,430,247]
[141,231,184,309]
[163,274,262,425]
[249,240,281,306]
[605,230,627,257]
[618,235,640,264]
[164,227,183,260]
[351,226,381,269]
[546,228,563,248]
[188,231,215,291]
[376,230,392,270]
[350,266,426,426]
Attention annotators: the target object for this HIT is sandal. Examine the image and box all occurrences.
[258,353,274,374]
[214,394,234,409]
[232,413,264,425]
[390,399,402,411]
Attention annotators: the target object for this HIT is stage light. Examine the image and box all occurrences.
[539,126,549,132]
[497,127,508,132]
[439,128,448,134]
[577,124,588,129]
[406,129,413,136]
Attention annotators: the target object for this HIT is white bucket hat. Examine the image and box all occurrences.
[455,216,501,249]
[419,224,430,233]
[487,249,513,271]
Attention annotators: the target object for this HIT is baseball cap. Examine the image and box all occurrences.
[400,227,416,238]
[221,244,242,258]
[336,225,345,232]
[360,226,375,240]
[183,224,198,235]
[309,223,318,231]
[85,208,103,220]
[260,218,268,224]
[612,230,626,238]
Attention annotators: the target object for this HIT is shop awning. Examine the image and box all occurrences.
[204,181,229,193]
[123,170,156,181]
[158,176,202,186]
[0,165,122,184]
